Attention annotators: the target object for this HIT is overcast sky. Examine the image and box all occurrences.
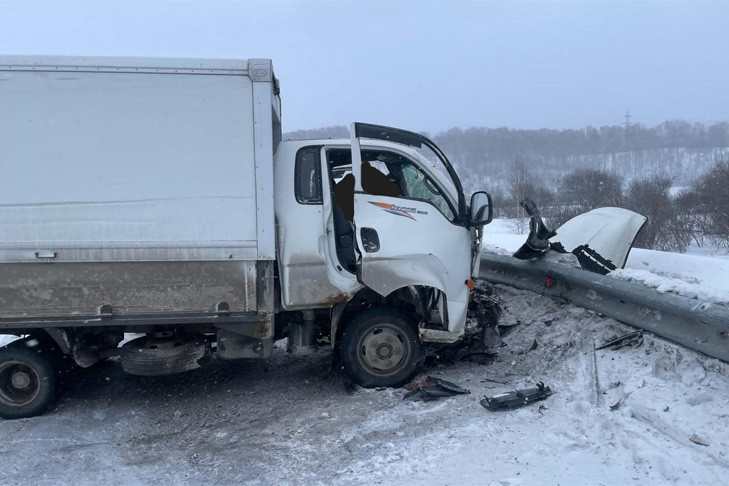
[1,1,727,134]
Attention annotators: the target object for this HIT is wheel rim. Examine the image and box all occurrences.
[356,323,411,376]
[0,360,41,407]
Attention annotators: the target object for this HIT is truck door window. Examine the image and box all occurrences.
[325,148,456,221]
[295,146,322,204]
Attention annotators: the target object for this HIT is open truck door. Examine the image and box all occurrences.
[348,123,474,336]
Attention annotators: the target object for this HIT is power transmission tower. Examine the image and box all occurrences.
[623,108,632,129]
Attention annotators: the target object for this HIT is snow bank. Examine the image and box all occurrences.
[624,248,729,304]
[481,218,528,255]
[611,268,729,305]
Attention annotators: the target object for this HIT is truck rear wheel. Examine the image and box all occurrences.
[0,344,57,419]
[340,308,422,388]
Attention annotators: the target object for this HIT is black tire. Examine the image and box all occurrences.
[120,336,208,376]
[0,344,58,419]
[9,336,76,394]
[340,308,422,388]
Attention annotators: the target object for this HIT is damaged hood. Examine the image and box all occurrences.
[554,207,647,269]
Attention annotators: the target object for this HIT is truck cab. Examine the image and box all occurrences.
[274,123,492,386]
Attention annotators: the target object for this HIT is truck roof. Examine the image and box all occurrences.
[0,56,274,80]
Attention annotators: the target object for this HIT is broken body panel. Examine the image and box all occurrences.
[554,207,647,270]
[513,199,647,275]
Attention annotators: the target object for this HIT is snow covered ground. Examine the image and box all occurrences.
[1,220,728,485]
[0,334,16,347]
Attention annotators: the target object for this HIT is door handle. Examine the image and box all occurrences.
[360,227,380,253]
[35,251,57,259]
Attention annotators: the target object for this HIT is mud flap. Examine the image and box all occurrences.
[216,329,272,359]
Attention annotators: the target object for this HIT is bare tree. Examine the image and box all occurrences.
[501,160,531,233]
[560,169,623,209]
[550,169,623,227]
[680,159,729,249]
[623,175,691,252]
[675,189,710,247]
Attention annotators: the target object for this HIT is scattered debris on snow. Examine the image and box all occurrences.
[595,330,644,351]
[480,382,553,411]
[432,281,502,364]
[2,283,728,485]
[1,219,728,484]
[689,434,710,447]
[403,376,470,402]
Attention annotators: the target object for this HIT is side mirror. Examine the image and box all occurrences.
[469,191,493,227]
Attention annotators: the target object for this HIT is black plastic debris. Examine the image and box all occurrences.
[571,244,617,275]
[513,199,556,260]
[482,326,503,349]
[595,330,643,351]
[466,283,503,354]
[435,282,503,365]
[468,284,502,328]
[403,376,471,402]
[480,382,553,411]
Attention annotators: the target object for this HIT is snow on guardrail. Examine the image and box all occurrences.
[479,253,729,363]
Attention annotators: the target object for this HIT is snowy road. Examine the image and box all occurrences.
[1,284,728,485]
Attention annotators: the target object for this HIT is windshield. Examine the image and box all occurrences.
[399,161,455,220]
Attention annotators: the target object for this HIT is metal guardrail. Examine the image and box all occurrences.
[479,253,729,363]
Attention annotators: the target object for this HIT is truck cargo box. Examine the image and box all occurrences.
[0,57,281,323]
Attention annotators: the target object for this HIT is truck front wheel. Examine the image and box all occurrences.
[0,344,57,419]
[340,308,422,388]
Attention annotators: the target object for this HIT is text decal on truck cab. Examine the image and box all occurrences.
[368,201,428,221]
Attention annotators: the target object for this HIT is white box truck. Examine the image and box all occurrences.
[0,56,492,418]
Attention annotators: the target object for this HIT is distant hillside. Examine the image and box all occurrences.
[285,121,729,194]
